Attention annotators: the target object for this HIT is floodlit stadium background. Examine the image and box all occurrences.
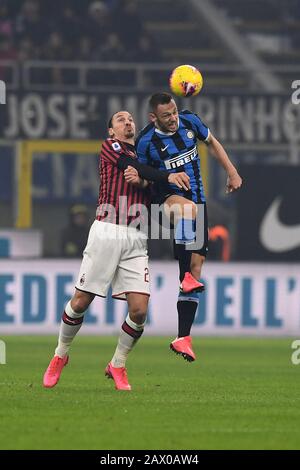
[1,0,300,336]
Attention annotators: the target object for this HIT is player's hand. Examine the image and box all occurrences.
[226,171,242,194]
[168,172,190,191]
[124,166,141,185]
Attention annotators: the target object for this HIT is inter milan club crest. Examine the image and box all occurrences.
[187,130,194,139]
[80,273,85,286]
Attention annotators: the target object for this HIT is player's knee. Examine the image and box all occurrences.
[129,312,147,325]
[181,201,197,220]
[71,292,93,313]
[190,201,198,219]
[127,293,148,324]
[129,307,147,326]
[71,299,87,314]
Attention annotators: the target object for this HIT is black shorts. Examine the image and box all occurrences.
[151,183,193,205]
[173,203,208,258]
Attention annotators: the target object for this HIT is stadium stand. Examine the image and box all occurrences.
[0,0,299,258]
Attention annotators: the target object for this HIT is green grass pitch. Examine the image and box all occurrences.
[1,336,300,450]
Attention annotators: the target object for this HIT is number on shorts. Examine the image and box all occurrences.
[144,267,150,283]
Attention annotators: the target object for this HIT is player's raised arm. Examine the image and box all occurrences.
[206,133,242,193]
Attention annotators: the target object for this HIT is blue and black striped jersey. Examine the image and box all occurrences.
[135,110,209,203]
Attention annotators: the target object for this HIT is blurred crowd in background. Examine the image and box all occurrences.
[1,0,299,66]
[0,0,299,261]
[0,0,160,64]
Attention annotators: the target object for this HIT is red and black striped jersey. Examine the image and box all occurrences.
[96,138,150,226]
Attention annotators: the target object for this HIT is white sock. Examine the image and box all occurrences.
[111,313,145,368]
[55,301,84,358]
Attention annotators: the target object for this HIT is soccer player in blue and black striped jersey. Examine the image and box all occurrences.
[135,93,242,361]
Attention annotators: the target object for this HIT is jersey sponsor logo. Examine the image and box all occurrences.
[112,142,121,152]
[187,130,194,139]
[161,144,169,151]
[164,146,198,170]
[260,196,300,252]
[80,273,85,285]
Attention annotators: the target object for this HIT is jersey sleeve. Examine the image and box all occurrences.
[181,110,210,142]
[100,139,123,165]
[117,155,169,183]
[191,113,210,141]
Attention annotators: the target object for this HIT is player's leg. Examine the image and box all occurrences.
[106,293,149,390]
[111,293,148,369]
[55,289,95,358]
[164,195,204,293]
[170,291,199,362]
[170,205,208,361]
[43,289,94,388]
[43,220,121,388]
[106,229,150,390]
[172,253,206,360]
[164,195,203,359]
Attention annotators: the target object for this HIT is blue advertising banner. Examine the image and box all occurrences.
[1,260,299,335]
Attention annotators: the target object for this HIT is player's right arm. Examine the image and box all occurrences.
[205,133,242,193]
[181,112,242,194]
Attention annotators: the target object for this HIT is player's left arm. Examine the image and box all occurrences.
[188,111,242,194]
[206,133,242,193]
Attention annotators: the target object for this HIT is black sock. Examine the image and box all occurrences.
[174,243,192,282]
[177,300,198,337]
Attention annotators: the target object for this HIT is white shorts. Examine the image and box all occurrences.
[75,220,150,300]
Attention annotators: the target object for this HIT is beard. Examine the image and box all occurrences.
[125,129,135,138]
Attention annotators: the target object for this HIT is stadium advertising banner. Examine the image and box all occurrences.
[0,92,299,144]
[237,165,300,261]
[0,260,299,336]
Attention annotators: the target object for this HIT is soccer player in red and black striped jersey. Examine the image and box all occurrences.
[43,110,190,391]
[97,122,150,227]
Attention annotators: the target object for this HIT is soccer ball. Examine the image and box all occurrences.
[169,64,203,97]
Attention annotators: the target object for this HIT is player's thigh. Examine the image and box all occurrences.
[75,220,122,297]
[164,195,197,222]
[112,255,150,300]
[112,234,150,300]
[126,292,149,324]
